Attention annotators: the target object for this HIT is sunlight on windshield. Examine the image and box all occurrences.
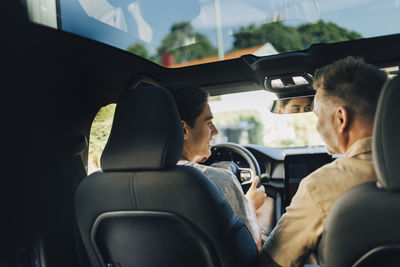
[209,90,324,147]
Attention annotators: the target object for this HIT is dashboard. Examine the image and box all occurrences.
[283,153,333,207]
[204,144,336,219]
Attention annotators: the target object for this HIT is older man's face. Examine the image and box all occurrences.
[313,89,341,154]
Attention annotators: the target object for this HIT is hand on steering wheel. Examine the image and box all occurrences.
[246,176,266,210]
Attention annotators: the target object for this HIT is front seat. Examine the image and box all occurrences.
[318,76,400,267]
[75,86,258,267]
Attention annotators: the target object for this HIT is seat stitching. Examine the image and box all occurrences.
[130,173,138,209]
[161,132,171,167]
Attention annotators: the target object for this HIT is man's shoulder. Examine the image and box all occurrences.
[304,156,374,184]
[301,160,339,185]
[301,156,376,213]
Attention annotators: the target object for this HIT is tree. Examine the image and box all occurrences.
[243,114,264,145]
[233,20,362,53]
[297,20,362,46]
[157,21,217,64]
[213,110,265,145]
[233,22,303,53]
[127,43,149,59]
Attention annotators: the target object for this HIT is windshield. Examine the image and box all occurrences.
[87,90,323,174]
[25,0,400,67]
[209,90,323,147]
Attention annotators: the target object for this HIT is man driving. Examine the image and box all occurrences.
[259,56,387,266]
[171,85,274,250]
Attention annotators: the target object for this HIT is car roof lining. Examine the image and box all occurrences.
[20,22,400,141]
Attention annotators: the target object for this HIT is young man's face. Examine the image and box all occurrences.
[184,103,219,162]
[314,89,341,154]
[278,97,312,114]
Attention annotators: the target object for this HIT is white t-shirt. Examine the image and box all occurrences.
[177,160,260,243]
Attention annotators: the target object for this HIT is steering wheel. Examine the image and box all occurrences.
[209,142,262,188]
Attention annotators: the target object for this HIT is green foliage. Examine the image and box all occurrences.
[127,20,361,65]
[297,20,362,46]
[214,110,265,145]
[233,22,302,52]
[88,104,116,172]
[245,115,264,145]
[157,21,217,63]
[127,43,149,59]
[127,43,160,63]
[233,20,363,52]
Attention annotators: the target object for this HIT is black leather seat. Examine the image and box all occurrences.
[75,86,258,267]
[318,76,400,267]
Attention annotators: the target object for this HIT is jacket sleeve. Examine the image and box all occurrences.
[262,176,325,267]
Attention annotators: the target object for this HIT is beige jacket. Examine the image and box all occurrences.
[264,137,377,267]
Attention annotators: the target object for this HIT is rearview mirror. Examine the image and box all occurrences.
[269,95,314,114]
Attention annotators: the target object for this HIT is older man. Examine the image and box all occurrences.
[259,56,387,266]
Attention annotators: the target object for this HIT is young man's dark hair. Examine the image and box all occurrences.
[313,56,387,124]
[170,85,209,128]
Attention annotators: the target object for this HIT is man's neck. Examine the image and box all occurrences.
[179,155,190,161]
[180,148,197,162]
[342,119,373,153]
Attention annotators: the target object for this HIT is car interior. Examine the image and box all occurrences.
[5,0,400,266]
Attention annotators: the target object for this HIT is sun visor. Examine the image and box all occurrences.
[264,72,315,98]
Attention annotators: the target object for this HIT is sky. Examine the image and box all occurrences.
[191,0,400,54]
[59,0,400,56]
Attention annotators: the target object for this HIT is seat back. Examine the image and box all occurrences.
[318,76,400,267]
[75,86,258,267]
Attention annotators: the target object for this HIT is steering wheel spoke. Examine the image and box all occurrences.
[237,167,254,185]
[209,142,261,190]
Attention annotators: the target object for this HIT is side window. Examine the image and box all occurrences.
[380,66,399,79]
[88,104,116,174]
[24,0,58,29]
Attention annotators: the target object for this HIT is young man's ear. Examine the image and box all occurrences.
[335,106,350,133]
[182,121,190,140]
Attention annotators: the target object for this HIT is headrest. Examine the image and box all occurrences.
[373,76,400,191]
[101,86,183,172]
